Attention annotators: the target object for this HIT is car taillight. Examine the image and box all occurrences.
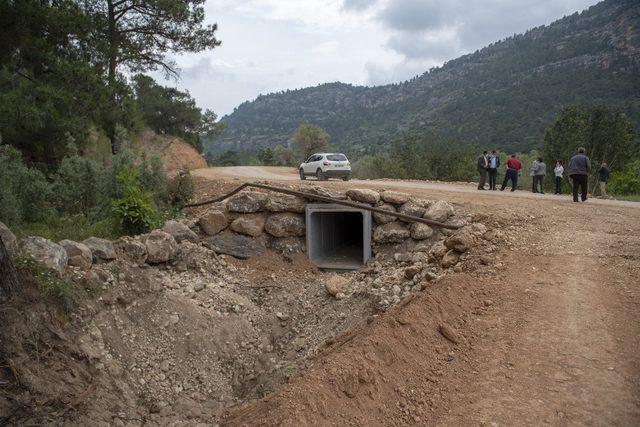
[323,161,330,166]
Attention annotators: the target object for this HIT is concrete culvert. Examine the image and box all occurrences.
[305,204,371,270]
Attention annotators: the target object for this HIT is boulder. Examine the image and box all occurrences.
[162,220,198,243]
[346,188,380,204]
[144,230,178,264]
[82,237,116,262]
[230,214,266,237]
[19,237,68,272]
[207,234,265,259]
[445,228,476,253]
[324,275,349,297]
[199,210,228,236]
[441,249,461,268]
[0,221,17,257]
[404,264,423,279]
[265,213,305,238]
[59,240,93,270]
[423,200,455,223]
[380,190,410,205]
[373,203,397,224]
[469,222,488,236]
[114,236,148,264]
[373,222,410,243]
[264,194,306,213]
[304,186,346,199]
[226,191,267,213]
[267,236,306,254]
[398,201,426,222]
[410,223,434,240]
[429,240,448,260]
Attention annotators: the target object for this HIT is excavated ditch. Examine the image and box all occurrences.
[0,185,504,425]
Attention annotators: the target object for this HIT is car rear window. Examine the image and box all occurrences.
[326,154,347,161]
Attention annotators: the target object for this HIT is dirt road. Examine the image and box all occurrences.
[194,167,640,425]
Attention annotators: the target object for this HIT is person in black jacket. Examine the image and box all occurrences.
[487,150,500,191]
[597,162,610,197]
[568,147,592,202]
[477,151,489,190]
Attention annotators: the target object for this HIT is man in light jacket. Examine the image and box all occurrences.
[533,157,546,194]
[568,147,592,202]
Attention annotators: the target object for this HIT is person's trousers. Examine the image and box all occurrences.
[488,168,498,190]
[478,169,488,189]
[532,175,545,193]
[501,170,518,191]
[599,181,607,197]
[555,176,562,194]
[570,174,588,202]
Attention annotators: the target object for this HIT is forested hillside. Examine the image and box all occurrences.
[210,0,640,157]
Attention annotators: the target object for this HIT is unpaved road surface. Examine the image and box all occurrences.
[195,166,640,425]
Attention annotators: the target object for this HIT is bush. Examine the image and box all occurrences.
[0,145,54,225]
[167,167,194,209]
[15,257,78,313]
[138,153,168,207]
[111,166,159,234]
[52,148,107,216]
[608,161,640,195]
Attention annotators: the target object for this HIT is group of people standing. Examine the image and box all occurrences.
[476,148,611,202]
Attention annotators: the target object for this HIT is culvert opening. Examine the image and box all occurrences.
[306,203,372,270]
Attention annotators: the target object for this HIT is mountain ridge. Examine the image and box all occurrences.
[208,0,640,157]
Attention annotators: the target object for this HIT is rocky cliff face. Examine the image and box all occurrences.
[208,0,640,157]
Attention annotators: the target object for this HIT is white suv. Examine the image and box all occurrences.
[299,153,351,181]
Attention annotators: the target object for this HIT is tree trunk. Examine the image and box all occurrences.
[0,237,19,301]
[107,0,118,154]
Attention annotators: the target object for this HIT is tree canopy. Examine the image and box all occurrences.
[293,124,330,160]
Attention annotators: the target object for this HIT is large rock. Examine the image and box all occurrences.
[373,222,410,243]
[441,249,461,268]
[144,230,178,264]
[373,203,397,224]
[162,220,198,243]
[82,237,116,262]
[264,193,306,213]
[59,240,93,270]
[445,228,476,253]
[424,200,455,223]
[230,214,266,237]
[265,213,305,238]
[429,240,448,260]
[304,186,346,199]
[346,188,380,204]
[226,191,267,213]
[324,275,349,297]
[398,201,426,222]
[207,234,265,259]
[410,223,434,240]
[0,221,17,257]
[199,210,228,236]
[114,236,148,264]
[19,237,68,272]
[380,190,410,205]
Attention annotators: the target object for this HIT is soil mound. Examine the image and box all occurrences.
[134,130,207,173]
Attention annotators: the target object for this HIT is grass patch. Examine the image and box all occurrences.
[13,215,120,242]
[14,257,79,313]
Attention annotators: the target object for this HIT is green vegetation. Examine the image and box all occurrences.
[293,124,331,161]
[0,0,219,242]
[210,0,639,159]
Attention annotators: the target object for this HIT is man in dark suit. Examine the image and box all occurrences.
[477,151,489,190]
[488,150,501,190]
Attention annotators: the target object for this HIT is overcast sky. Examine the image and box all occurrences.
[156,0,597,117]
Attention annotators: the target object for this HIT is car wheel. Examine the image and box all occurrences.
[299,169,306,180]
[342,174,350,182]
[316,169,325,181]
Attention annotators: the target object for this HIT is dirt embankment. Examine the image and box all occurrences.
[134,130,207,173]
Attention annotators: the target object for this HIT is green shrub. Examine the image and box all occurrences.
[139,153,168,207]
[167,167,194,209]
[111,166,159,234]
[608,161,640,195]
[14,216,118,242]
[53,149,108,216]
